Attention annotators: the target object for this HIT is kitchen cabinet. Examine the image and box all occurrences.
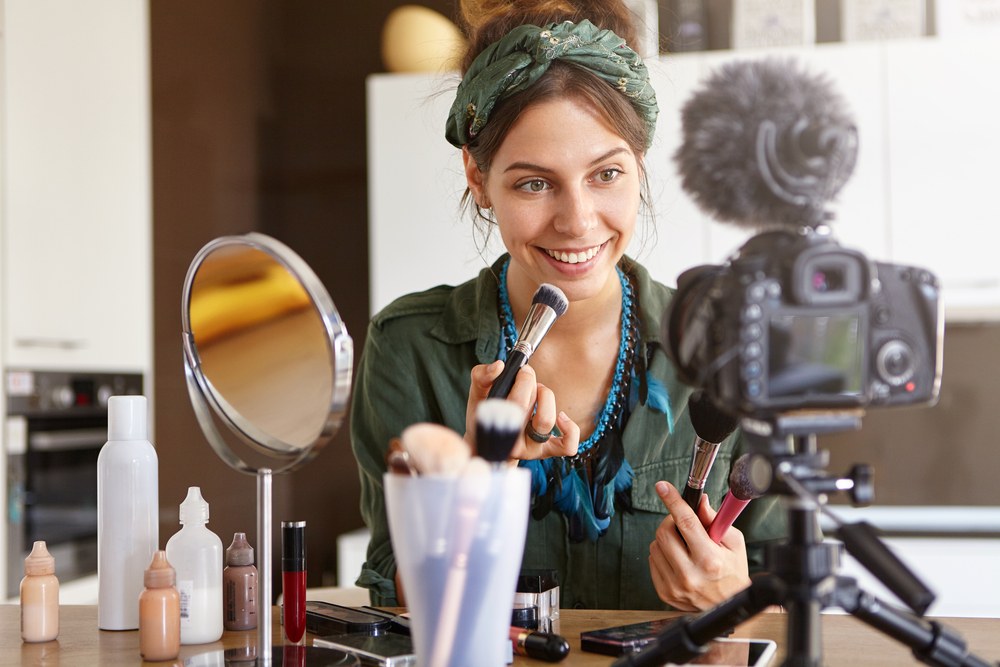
[367,36,999,320]
[0,0,152,373]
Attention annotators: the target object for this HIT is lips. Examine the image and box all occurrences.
[544,244,602,264]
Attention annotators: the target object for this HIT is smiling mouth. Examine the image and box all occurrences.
[545,244,602,264]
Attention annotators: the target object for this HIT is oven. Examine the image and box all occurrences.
[4,370,143,598]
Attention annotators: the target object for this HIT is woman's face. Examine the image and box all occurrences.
[465,97,642,303]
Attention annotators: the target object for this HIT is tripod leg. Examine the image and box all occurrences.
[835,577,996,667]
[610,574,786,667]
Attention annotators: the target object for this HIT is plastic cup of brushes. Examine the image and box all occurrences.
[384,460,530,667]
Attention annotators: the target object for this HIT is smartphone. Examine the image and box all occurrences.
[581,619,775,666]
[675,638,777,666]
[580,617,679,655]
[313,631,417,667]
[304,601,391,636]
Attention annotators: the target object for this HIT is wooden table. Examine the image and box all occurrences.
[3,605,999,665]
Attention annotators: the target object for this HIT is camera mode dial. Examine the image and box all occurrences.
[875,339,916,387]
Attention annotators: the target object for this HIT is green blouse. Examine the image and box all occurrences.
[350,256,787,610]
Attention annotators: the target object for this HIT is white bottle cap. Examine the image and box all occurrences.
[108,395,148,441]
[179,486,210,525]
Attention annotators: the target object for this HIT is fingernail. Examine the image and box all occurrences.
[655,481,670,497]
[557,411,569,423]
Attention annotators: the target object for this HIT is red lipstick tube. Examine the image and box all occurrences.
[281,521,307,643]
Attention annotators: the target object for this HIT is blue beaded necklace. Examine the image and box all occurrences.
[497,259,634,458]
[496,258,641,541]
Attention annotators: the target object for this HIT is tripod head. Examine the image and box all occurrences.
[737,409,874,506]
[736,409,934,617]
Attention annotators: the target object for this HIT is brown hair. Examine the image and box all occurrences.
[458,0,639,73]
[457,0,652,238]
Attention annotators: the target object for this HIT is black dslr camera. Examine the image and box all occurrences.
[667,58,944,418]
[664,226,943,417]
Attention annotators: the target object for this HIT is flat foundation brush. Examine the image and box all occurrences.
[489,283,568,398]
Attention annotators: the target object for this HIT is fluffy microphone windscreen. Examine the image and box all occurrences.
[674,57,858,229]
[688,391,740,444]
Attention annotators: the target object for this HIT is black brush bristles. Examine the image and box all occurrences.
[689,391,739,444]
[475,398,525,464]
[533,283,569,317]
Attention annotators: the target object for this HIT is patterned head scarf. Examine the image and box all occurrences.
[445,19,658,149]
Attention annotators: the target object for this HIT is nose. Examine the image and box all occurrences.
[553,185,597,237]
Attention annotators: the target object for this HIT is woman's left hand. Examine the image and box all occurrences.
[465,360,580,461]
[648,481,751,611]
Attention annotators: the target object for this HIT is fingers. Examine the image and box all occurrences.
[465,361,504,444]
[655,481,713,550]
[509,408,580,460]
[649,481,752,610]
[466,362,580,461]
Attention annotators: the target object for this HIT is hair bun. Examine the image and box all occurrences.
[460,0,583,33]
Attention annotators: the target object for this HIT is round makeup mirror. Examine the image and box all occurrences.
[181,232,354,663]
[182,232,353,473]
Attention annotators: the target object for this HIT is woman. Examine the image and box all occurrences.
[351,0,785,611]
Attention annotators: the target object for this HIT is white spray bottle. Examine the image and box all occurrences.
[97,395,158,630]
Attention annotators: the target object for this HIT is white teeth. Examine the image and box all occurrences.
[546,246,600,264]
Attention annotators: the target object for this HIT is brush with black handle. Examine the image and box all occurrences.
[682,392,740,511]
[488,283,569,399]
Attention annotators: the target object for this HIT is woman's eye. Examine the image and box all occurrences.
[518,179,548,193]
[598,168,621,183]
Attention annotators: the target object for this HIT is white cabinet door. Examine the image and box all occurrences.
[1,0,151,372]
[885,36,1000,319]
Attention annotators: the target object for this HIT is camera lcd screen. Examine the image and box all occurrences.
[767,314,864,399]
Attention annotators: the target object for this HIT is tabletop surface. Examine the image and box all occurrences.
[3,604,1000,666]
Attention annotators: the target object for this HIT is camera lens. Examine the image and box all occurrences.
[876,339,916,386]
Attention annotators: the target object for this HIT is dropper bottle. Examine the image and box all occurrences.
[224,532,258,631]
[20,541,59,642]
[165,486,224,644]
[139,551,180,661]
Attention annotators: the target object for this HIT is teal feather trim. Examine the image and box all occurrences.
[640,371,674,433]
[553,466,609,542]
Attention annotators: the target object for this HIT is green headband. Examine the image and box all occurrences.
[446,19,658,149]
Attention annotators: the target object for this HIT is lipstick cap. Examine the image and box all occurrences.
[281,521,306,570]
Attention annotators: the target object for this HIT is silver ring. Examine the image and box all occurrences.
[525,422,553,443]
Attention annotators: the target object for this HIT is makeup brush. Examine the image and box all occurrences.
[682,391,739,511]
[475,398,526,464]
[488,283,569,398]
[398,423,471,476]
[431,456,492,666]
[707,453,770,543]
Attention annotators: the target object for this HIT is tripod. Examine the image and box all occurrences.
[613,412,997,667]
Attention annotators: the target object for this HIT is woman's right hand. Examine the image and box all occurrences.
[465,360,580,461]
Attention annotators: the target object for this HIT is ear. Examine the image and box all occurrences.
[462,146,488,207]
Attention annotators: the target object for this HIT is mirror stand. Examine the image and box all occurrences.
[258,467,273,660]
[181,233,356,666]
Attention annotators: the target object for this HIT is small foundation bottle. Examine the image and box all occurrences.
[139,550,181,662]
[224,532,258,631]
[21,541,59,642]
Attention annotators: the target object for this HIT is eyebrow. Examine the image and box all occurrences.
[502,147,631,173]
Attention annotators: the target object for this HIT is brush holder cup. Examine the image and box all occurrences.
[385,467,530,667]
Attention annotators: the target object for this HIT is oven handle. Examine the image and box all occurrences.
[30,428,107,452]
